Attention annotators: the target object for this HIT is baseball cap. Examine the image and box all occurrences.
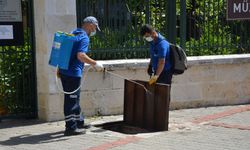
[83,16,100,31]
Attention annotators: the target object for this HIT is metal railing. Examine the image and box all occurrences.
[179,0,250,56]
[76,0,250,60]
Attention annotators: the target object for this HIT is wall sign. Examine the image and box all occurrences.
[227,0,250,20]
[0,0,23,46]
[0,25,13,39]
[0,0,22,22]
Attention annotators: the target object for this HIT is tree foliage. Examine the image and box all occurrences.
[0,29,34,114]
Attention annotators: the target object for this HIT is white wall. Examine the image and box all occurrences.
[171,55,250,109]
[47,55,250,121]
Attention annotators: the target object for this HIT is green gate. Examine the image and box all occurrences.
[0,0,37,119]
[76,0,250,59]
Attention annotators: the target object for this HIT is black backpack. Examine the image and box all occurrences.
[169,43,188,75]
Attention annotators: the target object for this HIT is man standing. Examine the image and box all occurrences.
[140,24,173,85]
[59,16,104,136]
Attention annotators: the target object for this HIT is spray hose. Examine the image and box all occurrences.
[55,66,91,95]
[103,69,150,93]
[56,65,151,95]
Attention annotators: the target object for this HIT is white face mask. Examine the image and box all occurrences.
[90,30,96,36]
[145,36,153,42]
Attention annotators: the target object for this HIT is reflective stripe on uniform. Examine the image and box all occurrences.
[65,114,81,122]
[65,114,76,119]
[69,94,78,98]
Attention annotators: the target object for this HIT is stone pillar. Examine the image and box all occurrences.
[33,0,77,121]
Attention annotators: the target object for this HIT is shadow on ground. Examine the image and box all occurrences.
[0,131,67,146]
[93,121,153,134]
[0,119,68,146]
[0,119,45,129]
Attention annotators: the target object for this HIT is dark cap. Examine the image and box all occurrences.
[83,16,100,31]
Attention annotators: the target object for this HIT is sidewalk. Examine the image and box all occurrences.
[0,104,250,150]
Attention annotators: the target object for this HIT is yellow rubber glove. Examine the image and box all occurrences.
[148,75,158,85]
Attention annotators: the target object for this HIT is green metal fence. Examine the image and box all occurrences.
[77,0,152,59]
[179,0,250,56]
[0,0,37,119]
[76,0,250,60]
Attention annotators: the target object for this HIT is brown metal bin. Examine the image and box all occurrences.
[123,79,170,131]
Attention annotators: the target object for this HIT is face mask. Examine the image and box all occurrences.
[90,30,96,36]
[145,36,153,42]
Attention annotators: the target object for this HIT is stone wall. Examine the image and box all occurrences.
[171,55,250,109]
[47,55,250,121]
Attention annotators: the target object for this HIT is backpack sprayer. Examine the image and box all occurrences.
[49,31,150,95]
[49,31,75,70]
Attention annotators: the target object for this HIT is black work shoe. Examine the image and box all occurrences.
[64,128,86,136]
[77,123,91,129]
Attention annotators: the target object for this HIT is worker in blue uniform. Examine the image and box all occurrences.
[59,16,104,136]
[140,24,173,85]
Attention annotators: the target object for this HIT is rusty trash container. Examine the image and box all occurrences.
[123,79,171,131]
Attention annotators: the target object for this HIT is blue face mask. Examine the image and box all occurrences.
[90,30,96,36]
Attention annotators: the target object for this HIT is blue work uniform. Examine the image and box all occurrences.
[149,33,173,84]
[59,28,89,131]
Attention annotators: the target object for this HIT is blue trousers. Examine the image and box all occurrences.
[156,70,173,102]
[157,70,173,85]
[60,74,84,130]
